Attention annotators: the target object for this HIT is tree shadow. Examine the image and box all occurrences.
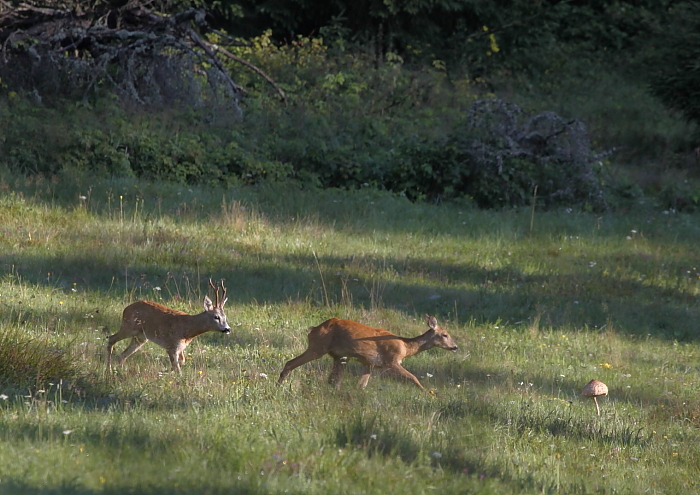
[4,242,700,344]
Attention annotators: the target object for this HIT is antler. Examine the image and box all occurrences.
[219,280,227,308]
[209,278,219,308]
[208,278,227,308]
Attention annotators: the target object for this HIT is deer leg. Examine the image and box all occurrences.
[388,364,426,391]
[278,348,326,384]
[166,348,183,373]
[117,335,148,366]
[106,327,134,371]
[328,357,345,388]
[357,365,372,389]
[167,344,190,373]
[106,336,119,371]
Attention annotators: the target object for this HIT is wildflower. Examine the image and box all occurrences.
[0,394,8,400]
[370,434,377,440]
[600,363,613,369]
[63,430,73,435]
[426,373,433,378]
[431,451,443,459]
[259,373,268,378]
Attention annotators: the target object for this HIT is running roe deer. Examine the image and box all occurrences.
[106,280,230,373]
[278,315,457,391]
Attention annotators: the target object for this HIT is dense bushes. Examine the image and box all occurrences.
[0,91,608,209]
[1,7,696,210]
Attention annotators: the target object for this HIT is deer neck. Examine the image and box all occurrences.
[182,311,215,339]
[403,331,435,357]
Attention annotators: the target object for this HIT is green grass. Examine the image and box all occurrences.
[0,170,699,494]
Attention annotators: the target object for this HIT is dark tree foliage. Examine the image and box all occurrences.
[646,3,700,128]
[219,0,673,71]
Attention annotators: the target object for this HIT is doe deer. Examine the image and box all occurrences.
[278,315,457,391]
[106,280,230,373]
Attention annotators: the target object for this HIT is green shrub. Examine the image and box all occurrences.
[1,19,693,210]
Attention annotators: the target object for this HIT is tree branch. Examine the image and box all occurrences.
[186,27,246,97]
[208,42,288,104]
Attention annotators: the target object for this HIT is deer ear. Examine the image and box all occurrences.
[426,314,438,330]
[204,295,214,311]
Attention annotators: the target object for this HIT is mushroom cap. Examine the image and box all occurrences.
[582,379,608,398]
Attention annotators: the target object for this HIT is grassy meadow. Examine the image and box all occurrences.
[0,170,699,494]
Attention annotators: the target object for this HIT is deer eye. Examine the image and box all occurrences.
[214,315,220,321]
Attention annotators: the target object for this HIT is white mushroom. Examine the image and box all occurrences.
[581,379,608,416]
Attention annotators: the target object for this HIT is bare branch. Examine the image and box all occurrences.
[209,42,288,104]
[0,3,259,111]
[186,27,246,96]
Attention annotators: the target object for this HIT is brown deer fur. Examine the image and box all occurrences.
[106,282,230,373]
[278,315,457,391]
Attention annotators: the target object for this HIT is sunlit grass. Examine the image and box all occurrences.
[0,171,699,494]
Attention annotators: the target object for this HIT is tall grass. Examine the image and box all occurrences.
[0,170,699,494]
[0,319,78,391]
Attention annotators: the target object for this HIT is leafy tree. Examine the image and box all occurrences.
[645,2,700,129]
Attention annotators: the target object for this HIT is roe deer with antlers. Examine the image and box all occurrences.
[278,315,457,391]
[106,280,230,373]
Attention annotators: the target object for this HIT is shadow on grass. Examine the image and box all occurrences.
[332,408,592,494]
[334,411,421,463]
[3,246,700,347]
[328,365,653,450]
[442,396,648,446]
[0,479,296,495]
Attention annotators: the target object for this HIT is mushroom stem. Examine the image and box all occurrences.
[593,397,600,416]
